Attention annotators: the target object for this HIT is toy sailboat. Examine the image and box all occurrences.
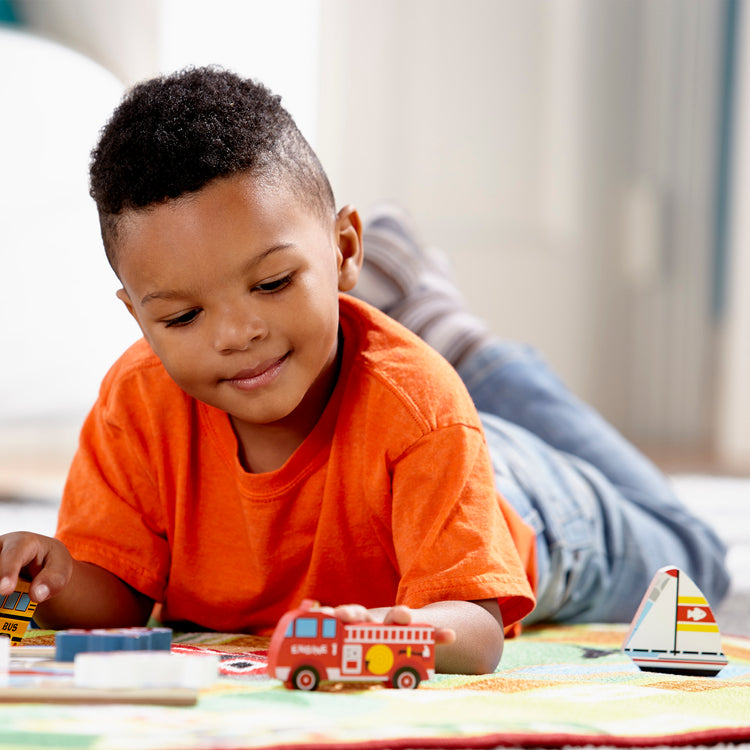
[623,566,728,676]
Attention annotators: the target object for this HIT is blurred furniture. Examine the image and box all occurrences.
[0,27,137,500]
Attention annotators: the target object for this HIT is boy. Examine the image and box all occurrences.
[0,67,729,675]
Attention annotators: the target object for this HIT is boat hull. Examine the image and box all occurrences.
[625,649,727,677]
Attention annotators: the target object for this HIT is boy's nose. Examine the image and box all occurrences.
[213,305,267,352]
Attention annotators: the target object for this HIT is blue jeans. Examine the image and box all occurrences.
[458,342,731,624]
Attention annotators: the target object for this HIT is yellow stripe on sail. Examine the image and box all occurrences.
[678,596,707,605]
[676,622,720,632]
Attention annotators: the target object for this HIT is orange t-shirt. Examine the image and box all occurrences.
[57,296,536,635]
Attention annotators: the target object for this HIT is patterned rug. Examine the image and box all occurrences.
[6,623,750,749]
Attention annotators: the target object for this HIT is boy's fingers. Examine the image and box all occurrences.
[382,607,455,644]
[318,604,455,646]
[0,533,71,602]
[383,605,412,625]
[332,604,371,622]
[433,626,456,646]
[0,575,17,597]
[0,532,35,593]
[28,544,72,602]
[29,578,54,603]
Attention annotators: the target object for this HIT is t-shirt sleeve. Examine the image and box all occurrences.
[390,422,536,632]
[55,378,171,602]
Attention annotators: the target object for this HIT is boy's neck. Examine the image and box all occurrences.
[231,383,330,473]
[232,420,310,474]
[230,332,344,474]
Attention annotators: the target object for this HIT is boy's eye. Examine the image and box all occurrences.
[254,274,292,293]
[164,309,201,328]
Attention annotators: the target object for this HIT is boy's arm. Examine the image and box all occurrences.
[425,599,504,674]
[329,599,504,675]
[0,532,154,629]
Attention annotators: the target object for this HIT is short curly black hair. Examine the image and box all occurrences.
[90,66,336,272]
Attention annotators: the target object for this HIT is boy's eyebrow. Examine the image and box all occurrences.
[140,243,295,305]
[141,289,190,305]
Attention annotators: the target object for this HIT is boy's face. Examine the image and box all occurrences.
[114,173,362,445]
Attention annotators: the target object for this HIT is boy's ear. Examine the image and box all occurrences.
[116,288,140,327]
[335,205,364,292]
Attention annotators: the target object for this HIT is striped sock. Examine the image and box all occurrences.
[355,205,493,368]
[388,288,492,369]
[355,207,423,313]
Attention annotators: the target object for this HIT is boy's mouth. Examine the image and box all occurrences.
[224,354,289,391]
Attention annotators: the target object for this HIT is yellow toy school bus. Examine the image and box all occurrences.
[0,578,37,643]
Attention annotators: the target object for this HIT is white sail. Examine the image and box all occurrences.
[623,568,678,653]
[623,566,727,676]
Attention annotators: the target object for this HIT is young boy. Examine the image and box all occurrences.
[0,67,729,675]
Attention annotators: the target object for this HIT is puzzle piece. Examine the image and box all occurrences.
[74,651,219,689]
[55,627,173,662]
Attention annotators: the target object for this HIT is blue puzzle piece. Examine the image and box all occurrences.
[55,627,173,662]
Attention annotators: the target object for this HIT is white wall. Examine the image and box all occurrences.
[157,0,320,145]
[317,0,726,453]
[716,4,750,472]
[317,0,597,401]
[2,0,742,482]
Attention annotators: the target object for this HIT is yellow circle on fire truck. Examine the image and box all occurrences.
[365,644,394,675]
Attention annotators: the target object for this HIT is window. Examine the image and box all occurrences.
[322,618,337,639]
[2,592,20,611]
[295,618,318,638]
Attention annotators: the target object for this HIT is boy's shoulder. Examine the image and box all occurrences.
[96,337,186,416]
[341,296,453,371]
[339,296,479,425]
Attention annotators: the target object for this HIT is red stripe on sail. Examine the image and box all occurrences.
[677,605,715,624]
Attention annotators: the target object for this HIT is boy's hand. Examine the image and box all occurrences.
[324,603,456,646]
[1,532,153,630]
[320,600,503,675]
[0,532,73,603]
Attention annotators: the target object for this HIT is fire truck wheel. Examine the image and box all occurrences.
[292,665,320,691]
[392,667,421,690]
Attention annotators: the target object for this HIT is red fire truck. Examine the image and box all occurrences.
[267,600,436,690]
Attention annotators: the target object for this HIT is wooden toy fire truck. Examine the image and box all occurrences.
[267,600,436,690]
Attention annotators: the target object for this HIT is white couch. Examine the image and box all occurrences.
[0,28,138,500]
